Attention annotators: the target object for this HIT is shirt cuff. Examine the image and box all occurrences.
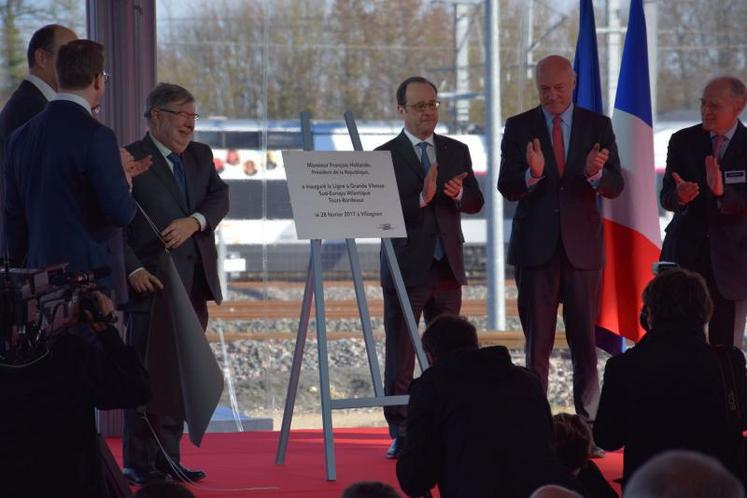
[420,193,427,208]
[525,169,544,189]
[191,212,207,231]
[586,169,603,188]
[128,267,146,279]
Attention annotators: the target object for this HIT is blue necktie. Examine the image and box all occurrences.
[417,141,444,261]
[168,152,189,206]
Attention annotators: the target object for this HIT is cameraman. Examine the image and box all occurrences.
[0,291,151,498]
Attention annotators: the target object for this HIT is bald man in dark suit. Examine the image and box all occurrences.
[660,76,747,348]
[499,55,624,429]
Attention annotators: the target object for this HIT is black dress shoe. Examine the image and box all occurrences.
[385,436,405,459]
[122,467,172,485]
[157,462,207,482]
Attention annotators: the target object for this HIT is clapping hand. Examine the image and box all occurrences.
[585,143,610,177]
[120,147,152,187]
[422,161,439,204]
[526,138,545,178]
[672,172,700,205]
[444,172,469,200]
[705,155,724,197]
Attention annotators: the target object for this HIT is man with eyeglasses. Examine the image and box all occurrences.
[498,55,623,450]
[121,83,229,485]
[4,39,148,284]
[660,76,747,348]
[376,76,484,459]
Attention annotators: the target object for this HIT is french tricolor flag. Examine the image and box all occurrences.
[598,0,661,346]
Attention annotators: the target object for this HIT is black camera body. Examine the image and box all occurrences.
[0,264,99,365]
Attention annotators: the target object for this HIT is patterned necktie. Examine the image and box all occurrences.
[416,141,445,260]
[712,135,725,160]
[168,152,189,206]
[552,115,566,177]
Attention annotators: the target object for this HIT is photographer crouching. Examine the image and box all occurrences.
[0,279,151,498]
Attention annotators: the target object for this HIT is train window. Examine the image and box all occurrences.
[225,131,261,149]
[266,131,303,150]
[194,130,222,147]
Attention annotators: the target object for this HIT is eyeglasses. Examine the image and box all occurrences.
[158,108,200,121]
[404,100,441,113]
[101,71,110,83]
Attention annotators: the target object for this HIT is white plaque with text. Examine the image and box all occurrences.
[283,151,406,239]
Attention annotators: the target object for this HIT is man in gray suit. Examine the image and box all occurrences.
[498,55,624,434]
[122,83,229,485]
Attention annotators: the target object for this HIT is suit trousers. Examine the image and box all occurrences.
[383,258,461,437]
[516,243,601,423]
[123,263,210,470]
[695,247,747,348]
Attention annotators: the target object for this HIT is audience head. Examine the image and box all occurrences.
[134,481,196,498]
[530,484,583,498]
[701,76,747,135]
[641,268,712,333]
[56,40,106,106]
[342,481,401,498]
[27,24,77,90]
[226,148,240,165]
[624,450,744,498]
[552,413,592,474]
[243,159,257,176]
[396,76,439,140]
[535,55,576,115]
[421,314,478,365]
[144,83,197,154]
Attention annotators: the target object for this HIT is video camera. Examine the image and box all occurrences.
[0,264,110,366]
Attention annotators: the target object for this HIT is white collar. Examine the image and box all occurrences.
[52,93,92,115]
[148,131,176,161]
[25,74,56,101]
[403,128,435,149]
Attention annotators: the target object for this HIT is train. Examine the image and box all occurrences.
[195,118,692,280]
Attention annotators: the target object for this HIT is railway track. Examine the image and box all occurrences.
[207,298,518,321]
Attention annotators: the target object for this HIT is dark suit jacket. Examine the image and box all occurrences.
[660,121,747,300]
[0,80,47,165]
[4,100,135,280]
[0,326,150,498]
[594,328,747,486]
[0,80,48,253]
[125,134,229,311]
[376,131,484,289]
[498,105,624,269]
[397,346,579,498]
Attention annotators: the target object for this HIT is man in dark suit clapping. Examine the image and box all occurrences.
[122,83,229,485]
[660,76,747,347]
[498,55,624,433]
[376,76,484,458]
[4,39,149,283]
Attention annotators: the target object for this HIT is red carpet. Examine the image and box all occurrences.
[106,428,623,497]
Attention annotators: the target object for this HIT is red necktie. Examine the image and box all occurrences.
[552,115,566,177]
[712,135,725,160]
